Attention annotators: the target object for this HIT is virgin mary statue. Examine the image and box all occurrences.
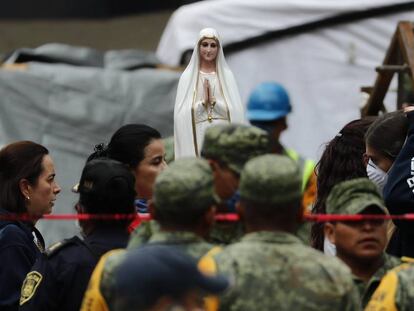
[174,28,245,158]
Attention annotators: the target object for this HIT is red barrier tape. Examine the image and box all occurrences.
[1,213,414,222]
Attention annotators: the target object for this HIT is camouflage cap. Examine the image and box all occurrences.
[162,136,175,164]
[201,124,270,174]
[153,158,216,215]
[326,178,388,215]
[239,154,302,205]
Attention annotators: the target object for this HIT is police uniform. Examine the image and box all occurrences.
[203,155,360,311]
[0,208,44,311]
[20,158,136,311]
[81,158,219,311]
[19,227,129,311]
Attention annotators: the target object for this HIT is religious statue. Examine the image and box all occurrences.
[174,28,245,158]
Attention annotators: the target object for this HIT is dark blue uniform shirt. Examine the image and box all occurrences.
[0,208,44,311]
[19,226,129,311]
[383,110,414,257]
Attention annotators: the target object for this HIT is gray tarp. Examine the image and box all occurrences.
[0,44,180,245]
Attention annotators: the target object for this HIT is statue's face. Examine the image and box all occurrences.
[199,38,218,63]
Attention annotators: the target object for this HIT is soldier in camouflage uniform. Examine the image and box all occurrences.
[113,246,229,311]
[127,123,270,247]
[324,178,402,308]
[81,158,218,311]
[204,154,360,311]
[200,123,270,244]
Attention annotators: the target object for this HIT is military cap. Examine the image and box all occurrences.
[162,136,175,164]
[239,154,302,205]
[113,245,229,311]
[326,178,388,215]
[201,124,270,174]
[153,158,216,214]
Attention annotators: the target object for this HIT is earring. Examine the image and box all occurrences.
[26,196,30,200]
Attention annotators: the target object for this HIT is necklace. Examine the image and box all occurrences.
[206,100,216,123]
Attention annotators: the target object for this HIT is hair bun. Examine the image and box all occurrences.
[94,143,108,157]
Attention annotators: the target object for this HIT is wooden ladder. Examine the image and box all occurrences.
[361,21,414,116]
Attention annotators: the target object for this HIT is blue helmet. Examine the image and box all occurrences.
[247,82,292,121]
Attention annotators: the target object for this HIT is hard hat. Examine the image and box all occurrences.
[247,82,291,121]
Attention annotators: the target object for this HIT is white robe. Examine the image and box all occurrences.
[174,28,245,158]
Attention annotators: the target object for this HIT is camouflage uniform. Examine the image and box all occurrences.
[326,178,402,308]
[127,219,159,249]
[210,155,360,311]
[81,158,217,311]
[101,231,214,310]
[201,124,270,175]
[354,254,402,308]
[201,124,270,244]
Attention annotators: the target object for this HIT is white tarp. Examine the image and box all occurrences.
[157,0,414,160]
[0,45,179,244]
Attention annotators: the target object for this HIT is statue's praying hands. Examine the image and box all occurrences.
[203,78,211,107]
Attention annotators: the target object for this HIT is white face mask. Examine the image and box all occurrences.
[366,159,388,193]
[323,237,336,256]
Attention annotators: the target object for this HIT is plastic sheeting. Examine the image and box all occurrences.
[157,0,414,160]
[0,44,179,244]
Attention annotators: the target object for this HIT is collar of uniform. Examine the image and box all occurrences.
[352,253,401,307]
[352,253,401,283]
[0,207,45,249]
[371,253,401,282]
[241,230,303,244]
[85,226,129,248]
[149,230,205,244]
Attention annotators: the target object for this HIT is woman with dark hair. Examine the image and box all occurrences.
[311,117,376,252]
[92,124,167,208]
[366,109,414,256]
[20,158,136,311]
[78,125,168,310]
[364,111,408,193]
[0,141,61,311]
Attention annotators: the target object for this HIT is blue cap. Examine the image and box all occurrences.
[113,246,229,311]
[247,82,291,121]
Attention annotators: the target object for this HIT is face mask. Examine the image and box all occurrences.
[323,237,336,256]
[366,159,388,193]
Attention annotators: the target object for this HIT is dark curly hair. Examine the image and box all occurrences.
[311,117,376,250]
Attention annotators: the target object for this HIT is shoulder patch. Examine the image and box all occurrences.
[45,236,81,257]
[20,271,43,306]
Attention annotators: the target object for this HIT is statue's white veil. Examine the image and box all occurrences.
[174,28,244,158]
